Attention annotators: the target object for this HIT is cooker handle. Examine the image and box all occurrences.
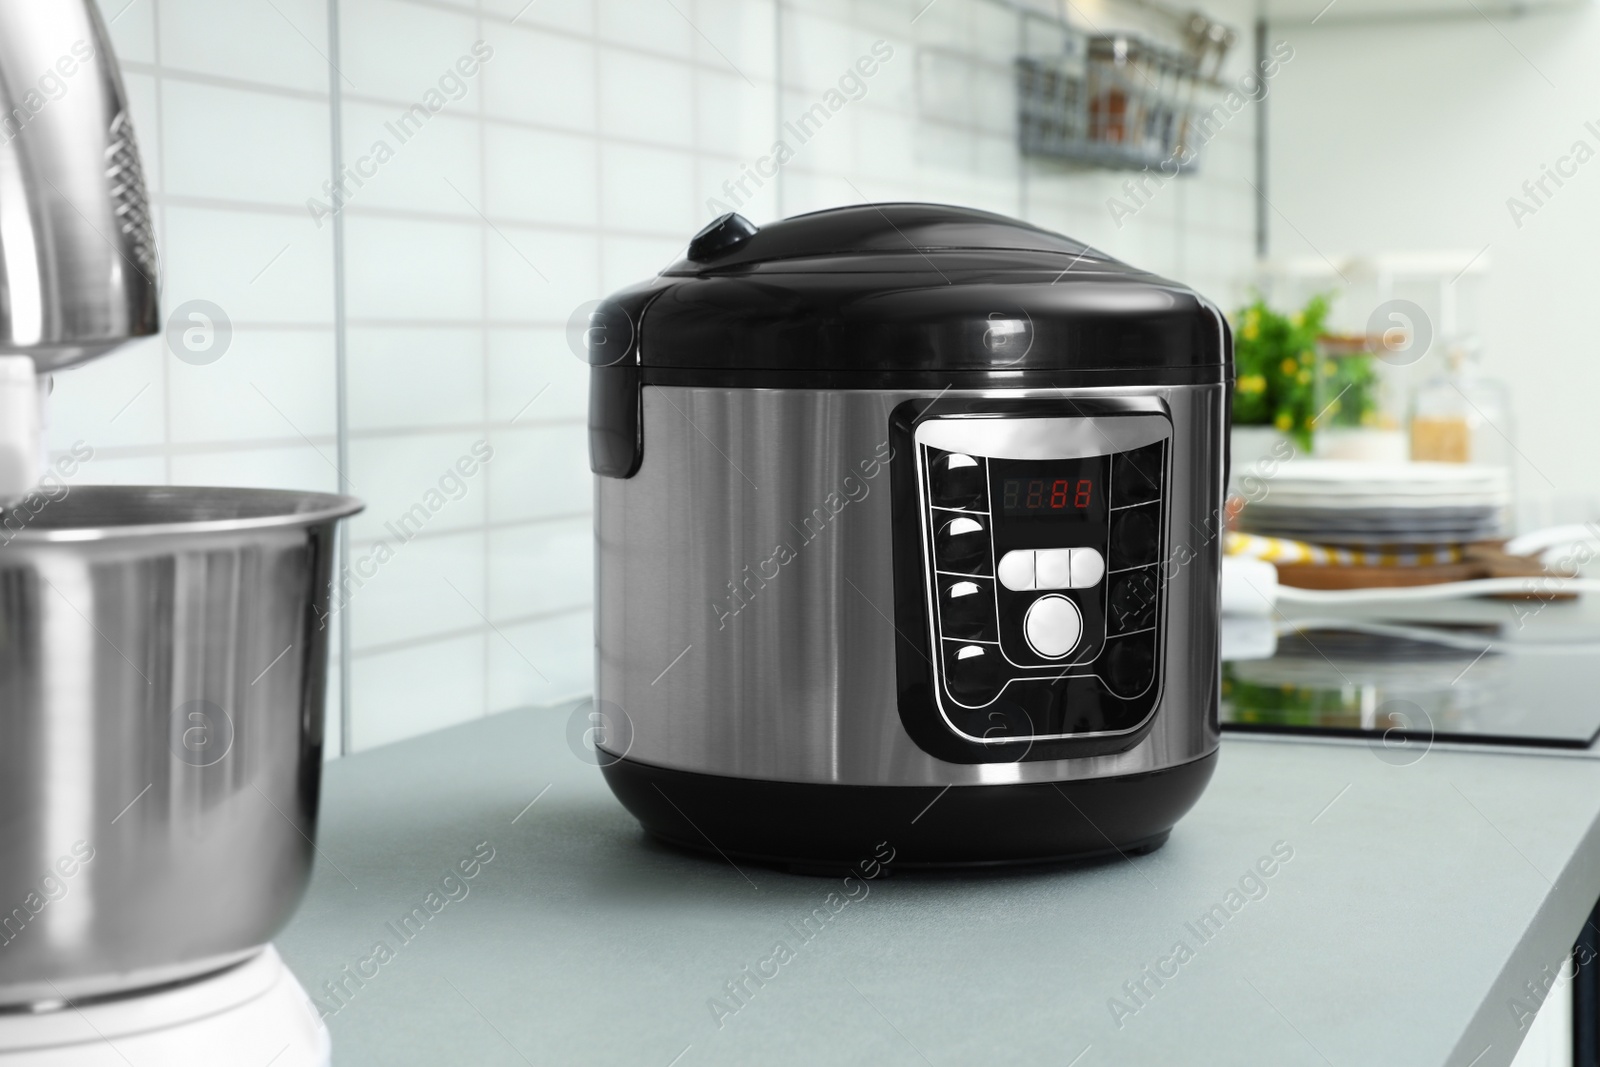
[590,363,642,479]
[585,281,669,479]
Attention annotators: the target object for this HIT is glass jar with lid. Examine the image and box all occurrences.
[1312,334,1409,462]
[1410,338,1513,468]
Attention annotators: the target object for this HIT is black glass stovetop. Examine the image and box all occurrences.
[1220,618,1600,749]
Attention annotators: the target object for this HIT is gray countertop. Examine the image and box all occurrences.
[279,680,1600,1067]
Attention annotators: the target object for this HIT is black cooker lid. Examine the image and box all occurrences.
[596,203,1230,379]
[670,201,1096,270]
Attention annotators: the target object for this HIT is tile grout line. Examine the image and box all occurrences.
[344,510,593,547]
[58,417,586,460]
[773,0,784,218]
[590,0,605,320]
[149,188,714,238]
[136,73,787,171]
[116,12,768,101]
[477,0,492,723]
[689,0,702,213]
[327,0,354,757]
[1015,10,1027,221]
[348,604,591,661]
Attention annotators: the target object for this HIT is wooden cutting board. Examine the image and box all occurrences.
[1272,542,1576,599]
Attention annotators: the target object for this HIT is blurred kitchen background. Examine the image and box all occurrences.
[50,0,1598,755]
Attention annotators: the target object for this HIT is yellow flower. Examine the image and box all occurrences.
[1242,322,1260,341]
[1279,358,1296,376]
[1237,374,1266,394]
[1322,361,1336,375]
[1290,312,1304,327]
[1274,411,1293,432]
[1297,369,1311,385]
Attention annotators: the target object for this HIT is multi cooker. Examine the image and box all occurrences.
[589,203,1231,868]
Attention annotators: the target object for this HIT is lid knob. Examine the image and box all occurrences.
[686,212,759,262]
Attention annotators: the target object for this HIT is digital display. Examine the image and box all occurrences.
[998,461,1099,517]
[1003,476,1094,514]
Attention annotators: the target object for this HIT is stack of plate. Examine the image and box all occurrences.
[1237,461,1509,547]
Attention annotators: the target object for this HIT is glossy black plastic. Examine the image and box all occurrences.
[604,204,1227,378]
[889,397,1169,764]
[588,364,641,478]
[636,262,1226,375]
[600,751,1218,871]
[686,211,760,261]
[665,201,1095,272]
[587,203,1231,477]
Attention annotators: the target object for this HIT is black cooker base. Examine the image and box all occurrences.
[599,751,1216,874]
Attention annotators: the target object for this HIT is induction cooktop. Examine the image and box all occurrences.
[1219,618,1600,749]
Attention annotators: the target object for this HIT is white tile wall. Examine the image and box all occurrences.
[483,126,599,224]
[57,0,1259,756]
[347,530,486,649]
[161,207,337,323]
[167,329,337,442]
[345,430,487,540]
[157,0,331,92]
[347,327,485,428]
[349,634,485,750]
[160,82,330,204]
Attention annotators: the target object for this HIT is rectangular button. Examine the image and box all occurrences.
[1111,444,1163,507]
[1034,548,1073,590]
[997,550,1035,591]
[1069,547,1105,588]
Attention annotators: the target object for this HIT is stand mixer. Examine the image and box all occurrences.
[0,4,352,1064]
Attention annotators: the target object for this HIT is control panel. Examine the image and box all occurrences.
[909,407,1170,749]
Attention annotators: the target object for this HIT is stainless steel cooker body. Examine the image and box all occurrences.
[596,381,1225,787]
[0,487,358,1007]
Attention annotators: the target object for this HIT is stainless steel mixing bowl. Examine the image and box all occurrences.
[0,486,361,1007]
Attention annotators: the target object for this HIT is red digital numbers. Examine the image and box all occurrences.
[1045,478,1091,509]
[1003,477,1093,512]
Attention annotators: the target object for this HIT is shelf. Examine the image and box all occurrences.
[1264,0,1589,24]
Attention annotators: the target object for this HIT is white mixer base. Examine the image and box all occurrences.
[0,946,329,1066]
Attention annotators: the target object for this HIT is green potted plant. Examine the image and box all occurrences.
[1231,293,1331,453]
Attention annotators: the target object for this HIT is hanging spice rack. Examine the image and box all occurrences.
[1016,10,1237,173]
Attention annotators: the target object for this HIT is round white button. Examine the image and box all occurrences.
[1023,595,1082,659]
